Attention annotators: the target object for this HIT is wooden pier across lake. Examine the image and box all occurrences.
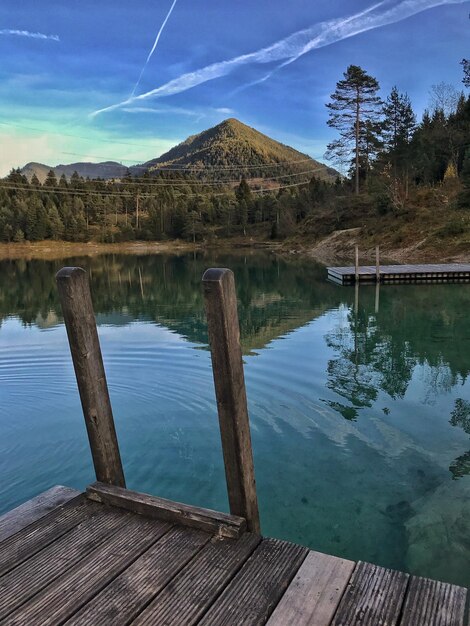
[1,266,468,625]
[327,263,470,285]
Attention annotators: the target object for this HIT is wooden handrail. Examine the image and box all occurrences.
[202,268,261,533]
[56,267,126,488]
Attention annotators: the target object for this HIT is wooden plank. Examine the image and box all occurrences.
[56,266,125,487]
[0,485,79,542]
[87,481,246,538]
[65,527,210,626]
[202,268,260,533]
[3,515,171,626]
[0,495,99,577]
[198,538,308,626]
[0,506,129,620]
[267,550,355,626]
[400,576,467,626]
[132,532,261,626]
[331,561,409,626]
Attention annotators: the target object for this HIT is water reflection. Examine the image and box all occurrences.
[1,253,470,586]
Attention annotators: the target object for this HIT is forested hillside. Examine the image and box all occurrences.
[1,64,469,254]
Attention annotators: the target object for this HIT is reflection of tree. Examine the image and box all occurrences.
[0,253,339,353]
[324,286,470,421]
[449,399,470,479]
[450,398,470,434]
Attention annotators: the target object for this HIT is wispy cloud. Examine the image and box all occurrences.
[0,29,59,41]
[121,105,200,116]
[131,0,178,96]
[93,0,466,117]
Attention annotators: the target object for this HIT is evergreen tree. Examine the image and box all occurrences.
[44,170,58,187]
[325,65,382,194]
[382,87,416,195]
[458,149,470,209]
[462,59,470,87]
[30,173,41,188]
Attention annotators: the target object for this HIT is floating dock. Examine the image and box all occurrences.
[327,263,470,285]
[1,266,467,624]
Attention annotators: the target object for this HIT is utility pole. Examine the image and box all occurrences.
[136,194,140,230]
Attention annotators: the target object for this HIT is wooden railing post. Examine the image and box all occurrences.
[202,268,260,533]
[56,267,126,488]
[355,245,359,283]
[376,245,380,282]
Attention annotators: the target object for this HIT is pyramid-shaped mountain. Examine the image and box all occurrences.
[141,118,337,181]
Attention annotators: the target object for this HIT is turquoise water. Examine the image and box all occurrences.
[1,252,470,586]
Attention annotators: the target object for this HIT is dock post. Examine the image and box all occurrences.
[376,246,380,283]
[56,267,126,488]
[202,268,261,533]
[355,245,359,283]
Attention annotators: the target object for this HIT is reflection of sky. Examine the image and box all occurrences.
[2,292,470,586]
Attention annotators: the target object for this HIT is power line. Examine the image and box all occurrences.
[59,151,316,171]
[0,177,313,199]
[6,167,326,190]
[76,168,324,187]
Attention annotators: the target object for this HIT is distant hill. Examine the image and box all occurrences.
[18,118,337,184]
[140,118,337,182]
[20,161,129,183]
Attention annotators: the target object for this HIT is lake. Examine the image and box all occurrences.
[1,251,470,587]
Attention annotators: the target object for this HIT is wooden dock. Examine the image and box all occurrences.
[1,265,468,624]
[0,483,467,626]
[327,263,470,285]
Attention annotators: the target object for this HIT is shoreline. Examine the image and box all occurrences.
[0,235,468,264]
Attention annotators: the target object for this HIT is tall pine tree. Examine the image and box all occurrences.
[326,65,382,194]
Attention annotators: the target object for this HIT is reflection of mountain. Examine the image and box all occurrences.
[0,253,338,353]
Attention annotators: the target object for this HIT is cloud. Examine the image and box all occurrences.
[121,105,200,116]
[93,0,466,117]
[215,107,236,115]
[131,0,178,96]
[0,29,59,41]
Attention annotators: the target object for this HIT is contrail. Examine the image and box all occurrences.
[131,0,178,96]
[92,0,466,117]
[0,29,59,41]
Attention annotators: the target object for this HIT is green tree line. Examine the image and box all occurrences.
[1,62,469,244]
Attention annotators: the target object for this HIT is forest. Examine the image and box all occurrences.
[0,61,469,245]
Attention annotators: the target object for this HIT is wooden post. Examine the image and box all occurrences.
[202,268,260,533]
[56,267,126,488]
[376,246,380,283]
[355,245,359,284]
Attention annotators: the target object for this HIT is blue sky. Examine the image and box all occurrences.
[0,0,468,176]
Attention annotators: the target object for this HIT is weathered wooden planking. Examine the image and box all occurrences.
[400,576,467,626]
[3,515,171,626]
[331,561,409,626]
[132,532,261,626]
[65,526,210,625]
[203,268,260,533]
[87,481,246,538]
[0,495,99,577]
[198,538,308,626]
[267,550,355,626]
[0,507,128,620]
[0,486,79,542]
[56,267,126,487]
